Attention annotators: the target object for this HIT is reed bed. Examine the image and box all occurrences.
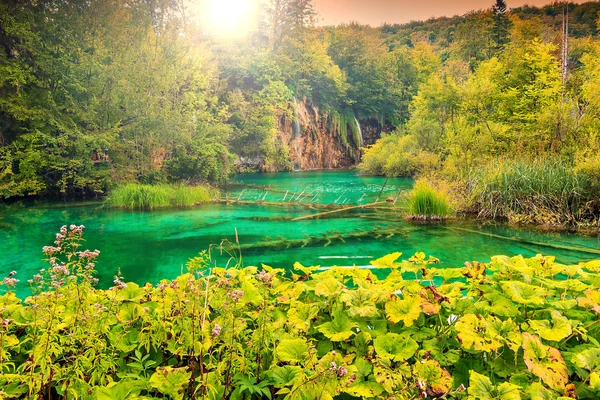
[471,158,594,224]
[108,183,215,210]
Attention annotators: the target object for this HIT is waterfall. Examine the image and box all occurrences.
[354,114,364,147]
[292,97,301,139]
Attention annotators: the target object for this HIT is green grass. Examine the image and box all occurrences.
[471,158,593,224]
[108,183,215,210]
[407,181,452,218]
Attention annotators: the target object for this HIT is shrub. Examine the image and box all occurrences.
[2,227,600,398]
[407,180,452,218]
[107,183,215,210]
[359,132,440,177]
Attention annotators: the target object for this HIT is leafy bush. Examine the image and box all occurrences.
[3,227,600,398]
[470,158,595,224]
[107,183,215,210]
[164,135,234,185]
[358,132,440,177]
[407,180,452,218]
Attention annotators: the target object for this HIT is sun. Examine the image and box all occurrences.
[200,0,260,38]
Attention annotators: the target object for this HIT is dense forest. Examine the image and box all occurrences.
[360,2,600,225]
[1,0,600,215]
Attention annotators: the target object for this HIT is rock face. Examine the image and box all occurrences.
[235,100,388,172]
[280,101,358,170]
[280,100,390,171]
[361,118,389,147]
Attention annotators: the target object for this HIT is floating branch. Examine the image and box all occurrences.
[375,178,389,203]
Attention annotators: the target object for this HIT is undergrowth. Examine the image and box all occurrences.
[2,226,600,399]
[107,183,215,210]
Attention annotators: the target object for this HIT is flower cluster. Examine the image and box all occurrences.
[42,246,61,256]
[33,225,101,291]
[227,290,244,303]
[27,273,43,286]
[212,323,222,337]
[68,224,85,235]
[2,270,19,289]
[113,277,127,290]
[328,361,347,378]
[255,270,271,283]
[78,249,100,260]
[329,362,337,372]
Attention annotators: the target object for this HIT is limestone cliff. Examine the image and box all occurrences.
[234,99,387,172]
[278,100,384,171]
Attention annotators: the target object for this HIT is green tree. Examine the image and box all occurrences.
[492,0,512,51]
[407,74,460,151]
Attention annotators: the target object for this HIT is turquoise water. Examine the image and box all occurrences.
[1,170,599,296]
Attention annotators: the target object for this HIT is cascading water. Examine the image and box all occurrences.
[354,114,364,147]
[292,97,301,138]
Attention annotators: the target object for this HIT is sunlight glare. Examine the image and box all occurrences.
[201,0,259,38]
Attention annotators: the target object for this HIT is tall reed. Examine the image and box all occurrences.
[471,158,593,224]
[108,183,215,210]
[407,181,452,218]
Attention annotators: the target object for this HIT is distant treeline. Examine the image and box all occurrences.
[1,0,599,202]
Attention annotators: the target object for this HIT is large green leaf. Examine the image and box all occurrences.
[468,370,521,400]
[577,289,600,314]
[522,333,568,390]
[501,281,548,306]
[149,367,191,400]
[385,294,422,326]
[431,267,464,282]
[317,309,358,341]
[93,380,144,400]
[287,302,320,333]
[340,288,380,318]
[370,252,402,269]
[526,383,555,400]
[373,333,418,362]
[456,314,503,352]
[373,364,406,392]
[572,348,600,371]
[493,255,536,281]
[292,262,320,278]
[343,380,384,398]
[483,293,519,317]
[266,366,303,388]
[413,360,453,397]
[115,282,145,302]
[528,312,572,342]
[276,339,309,363]
[314,277,344,297]
[241,279,263,305]
[487,317,522,352]
[468,370,495,399]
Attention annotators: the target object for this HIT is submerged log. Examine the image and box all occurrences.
[448,227,600,256]
[238,226,408,251]
[291,201,387,221]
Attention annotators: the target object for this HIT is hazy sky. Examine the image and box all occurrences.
[312,0,580,26]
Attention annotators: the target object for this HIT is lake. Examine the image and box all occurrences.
[1,170,599,296]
